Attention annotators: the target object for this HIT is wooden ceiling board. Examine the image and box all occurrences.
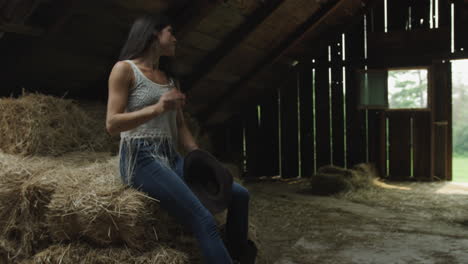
[190,0,330,116]
[225,0,264,16]
[180,30,221,52]
[283,0,364,60]
[243,14,301,50]
[210,43,267,78]
[205,69,241,84]
[195,3,246,39]
[109,0,171,12]
[206,0,369,124]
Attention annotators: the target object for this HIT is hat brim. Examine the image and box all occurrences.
[184,149,233,214]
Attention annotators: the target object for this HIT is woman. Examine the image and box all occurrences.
[106,14,250,264]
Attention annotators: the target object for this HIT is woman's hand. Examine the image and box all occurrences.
[155,89,186,113]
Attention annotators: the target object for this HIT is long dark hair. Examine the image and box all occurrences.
[119,14,172,61]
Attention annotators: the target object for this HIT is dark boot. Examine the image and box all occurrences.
[238,240,257,264]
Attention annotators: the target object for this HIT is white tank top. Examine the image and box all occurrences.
[120,60,178,141]
[118,60,179,185]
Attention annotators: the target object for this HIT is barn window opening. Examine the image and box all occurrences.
[384,0,388,32]
[451,59,468,182]
[407,7,412,30]
[257,105,261,127]
[364,15,368,58]
[388,69,428,109]
[342,33,346,61]
[451,2,455,53]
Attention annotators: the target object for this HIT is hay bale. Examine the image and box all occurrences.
[310,164,377,195]
[0,153,56,260]
[44,160,185,250]
[0,93,114,156]
[21,243,189,264]
[348,163,378,189]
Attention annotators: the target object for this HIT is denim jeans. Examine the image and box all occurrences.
[120,140,249,264]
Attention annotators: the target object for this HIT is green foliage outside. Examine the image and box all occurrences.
[453,157,468,182]
[388,70,428,109]
[452,60,468,181]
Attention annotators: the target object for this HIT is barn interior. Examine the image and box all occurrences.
[1,0,468,263]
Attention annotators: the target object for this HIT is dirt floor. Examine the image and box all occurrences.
[247,179,468,264]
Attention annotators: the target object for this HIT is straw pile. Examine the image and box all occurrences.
[0,151,194,263]
[21,243,188,264]
[44,159,187,250]
[0,94,259,263]
[0,153,56,261]
[310,163,378,195]
[0,93,115,156]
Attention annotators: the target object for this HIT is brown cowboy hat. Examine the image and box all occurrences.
[184,149,233,215]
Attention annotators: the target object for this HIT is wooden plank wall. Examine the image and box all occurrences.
[214,12,368,178]
[212,0,467,180]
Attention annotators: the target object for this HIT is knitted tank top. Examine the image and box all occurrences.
[119,60,179,185]
[120,60,178,140]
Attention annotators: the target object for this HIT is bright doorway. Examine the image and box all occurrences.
[452,59,468,182]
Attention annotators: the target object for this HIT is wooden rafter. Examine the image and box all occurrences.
[204,0,376,124]
[173,0,223,39]
[0,22,44,36]
[184,0,284,91]
[199,0,341,122]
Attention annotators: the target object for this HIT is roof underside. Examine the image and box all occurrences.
[0,0,371,125]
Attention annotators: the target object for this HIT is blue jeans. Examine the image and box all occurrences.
[120,140,249,264]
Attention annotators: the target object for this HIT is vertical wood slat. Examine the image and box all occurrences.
[387,111,412,180]
[455,1,468,53]
[367,109,384,177]
[259,89,280,176]
[280,71,299,178]
[413,111,432,180]
[331,36,345,167]
[432,61,452,180]
[244,105,260,177]
[299,63,315,177]
[409,0,431,29]
[370,0,385,33]
[387,0,409,31]
[434,123,448,180]
[211,117,244,170]
[438,0,452,28]
[315,56,332,168]
[346,19,366,167]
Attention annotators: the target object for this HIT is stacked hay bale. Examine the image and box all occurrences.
[0,93,260,263]
[0,93,116,156]
[0,153,56,261]
[310,163,378,195]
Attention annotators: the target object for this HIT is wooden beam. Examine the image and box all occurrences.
[199,0,340,122]
[204,0,375,124]
[184,0,284,91]
[172,0,222,39]
[0,22,44,36]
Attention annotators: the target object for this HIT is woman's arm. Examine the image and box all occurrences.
[106,61,163,135]
[173,80,198,152]
[106,61,185,136]
[177,108,199,152]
